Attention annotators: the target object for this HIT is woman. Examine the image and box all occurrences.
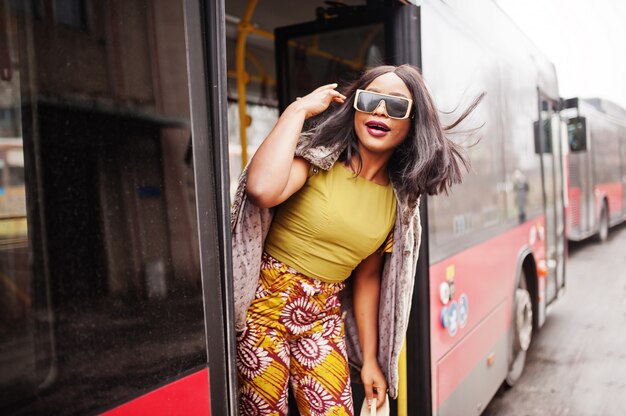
[231,64,482,415]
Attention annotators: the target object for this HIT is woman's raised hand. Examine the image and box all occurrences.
[292,83,347,119]
[246,85,344,208]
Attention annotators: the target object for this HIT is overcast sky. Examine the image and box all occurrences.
[495,0,626,110]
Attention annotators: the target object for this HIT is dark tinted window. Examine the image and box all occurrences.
[280,23,385,106]
[55,0,88,30]
[1,1,205,414]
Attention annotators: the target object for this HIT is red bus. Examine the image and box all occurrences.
[562,97,626,242]
[0,0,566,415]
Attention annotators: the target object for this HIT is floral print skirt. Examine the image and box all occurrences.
[236,252,353,416]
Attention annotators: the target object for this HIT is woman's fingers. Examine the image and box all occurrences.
[330,90,347,100]
[314,82,339,92]
[307,84,346,100]
[374,385,386,408]
[364,383,375,408]
[361,360,387,410]
[314,84,346,100]
[365,385,386,409]
[326,90,346,105]
[290,84,346,119]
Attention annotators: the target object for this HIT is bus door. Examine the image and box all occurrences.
[536,94,565,303]
[552,111,566,291]
[0,1,236,414]
[274,3,430,415]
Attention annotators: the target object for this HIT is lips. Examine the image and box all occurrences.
[365,120,391,138]
[365,120,390,131]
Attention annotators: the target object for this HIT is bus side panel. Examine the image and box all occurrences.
[437,301,509,416]
[103,369,210,416]
[429,220,544,412]
[589,109,623,224]
[420,0,557,412]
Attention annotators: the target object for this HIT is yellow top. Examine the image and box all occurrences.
[264,162,396,283]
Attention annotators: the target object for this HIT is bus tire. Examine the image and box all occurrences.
[595,202,609,243]
[505,270,533,387]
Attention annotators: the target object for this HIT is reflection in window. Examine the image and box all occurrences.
[1,1,206,414]
[0,1,34,410]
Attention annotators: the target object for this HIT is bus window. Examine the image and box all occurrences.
[276,23,385,108]
[567,116,587,152]
[1,1,207,414]
[534,118,553,154]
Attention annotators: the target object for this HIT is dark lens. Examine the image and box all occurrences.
[357,91,381,112]
[357,91,409,118]
[385,97,409,118]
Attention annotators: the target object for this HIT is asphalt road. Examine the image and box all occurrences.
[483,223,626,416]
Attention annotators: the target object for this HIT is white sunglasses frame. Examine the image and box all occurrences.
[353,89,414,120]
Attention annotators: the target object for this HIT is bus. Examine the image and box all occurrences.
[562,97,626,242]
[0,0,566,415]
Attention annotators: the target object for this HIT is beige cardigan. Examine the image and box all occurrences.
[230,140,422,398]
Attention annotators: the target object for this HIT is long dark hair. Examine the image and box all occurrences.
[301,64,485,200]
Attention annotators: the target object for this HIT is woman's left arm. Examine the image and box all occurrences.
[353,251,387,409]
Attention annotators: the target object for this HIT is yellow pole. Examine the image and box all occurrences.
[236,0,259,167]
[397,339,408,416]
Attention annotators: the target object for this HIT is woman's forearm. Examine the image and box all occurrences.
[245,103,307,206]
[353,264,382,363]
[245,84,345,208]
[353,253,388,406]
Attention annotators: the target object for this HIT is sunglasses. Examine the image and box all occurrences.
[353,89,413,119]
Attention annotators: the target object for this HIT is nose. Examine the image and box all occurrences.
[372,99,389,117]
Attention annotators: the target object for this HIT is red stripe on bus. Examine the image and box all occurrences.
[103,368,210,416]
[428,219,546,408]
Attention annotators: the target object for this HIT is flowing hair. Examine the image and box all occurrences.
[300,64,485,201]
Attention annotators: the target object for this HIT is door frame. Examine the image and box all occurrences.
[185,0,239,414]
[536,88,565,304]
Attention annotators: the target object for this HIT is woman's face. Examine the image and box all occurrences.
[353,72,412,157]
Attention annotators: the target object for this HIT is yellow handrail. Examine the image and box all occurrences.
[398,338,408,415]
[235,0,259,167]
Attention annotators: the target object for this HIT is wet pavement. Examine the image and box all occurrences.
[483,223,626,416]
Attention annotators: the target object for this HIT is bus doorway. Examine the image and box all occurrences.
[275,8,429,416]
[224,1,428,415]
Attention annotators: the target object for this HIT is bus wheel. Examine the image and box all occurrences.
[505,271,533,387]
[596,203,609,243]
